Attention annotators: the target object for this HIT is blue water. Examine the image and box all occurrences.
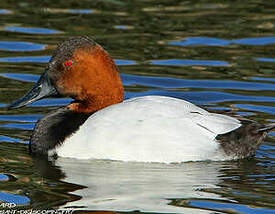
[0,41,45,51]
[0,9,10,14]
[4,26,60,34]
[169,36,275,46]
[69,9,93,14]
[188,200,275,214]
[150,59,229,66]
[2,72,275,91]
[0,1,274,213]
[0,192,30,205]
[0,174,9,181]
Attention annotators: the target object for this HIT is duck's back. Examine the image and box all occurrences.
[55,96,241,163]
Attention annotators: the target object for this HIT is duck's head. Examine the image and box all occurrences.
[8,36,124,113]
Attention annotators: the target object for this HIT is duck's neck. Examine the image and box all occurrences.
[68,92,123,114]
[30,107,90,155]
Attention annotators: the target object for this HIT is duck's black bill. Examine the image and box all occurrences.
[8,72,59,110]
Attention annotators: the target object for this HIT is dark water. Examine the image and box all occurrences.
[0,0,274,213]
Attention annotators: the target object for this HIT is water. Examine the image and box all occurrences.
[0,0,274,213]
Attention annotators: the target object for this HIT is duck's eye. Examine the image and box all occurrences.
[64,60,74,68]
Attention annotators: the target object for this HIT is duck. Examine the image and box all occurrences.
[8,36,275,163]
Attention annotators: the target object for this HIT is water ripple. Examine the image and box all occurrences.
[187,199,275,214]
[256,58,275,63]
[235,104,275,115]
[169,37,230,46]
[0,174,9,181]
[0,1,274,213]
[45,8,95,14]
[0,56,50,63]
[150,59,229,66]
[0,123,34,130]
[0,135,22,143]
[0,73,39,82]
[125,91,275,105]
[0,9,11,14]
[250,77,275,82]
[122,74,275,91]
[114,25,133,29]
[170,36,275,46]
[69,9,93,14]
[0,192,30,205]
[4,26,60,34]
[2,73,274,92]
[0,115,41,122]
[0,57,136,64]
[233,37,275,45]
[115,59,137,65]
[0,41,45,51]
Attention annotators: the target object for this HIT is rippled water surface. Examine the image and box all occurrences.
[0,0,274,213]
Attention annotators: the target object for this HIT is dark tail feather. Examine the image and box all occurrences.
[257,123,275,133]
[216,121,274,159]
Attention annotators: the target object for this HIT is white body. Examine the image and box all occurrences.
[55,96,241,163]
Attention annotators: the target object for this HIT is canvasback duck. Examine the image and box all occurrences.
[8,36,275,163]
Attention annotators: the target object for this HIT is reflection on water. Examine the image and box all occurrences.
[69,9,93,14]
[0,41,45,52]
[257,57,275,63]
[0,192,30,205]
[4,26,60,34]
[0,174,9,181]
[0,57,136,64]
[169,36,275,46]
[0,56,50,63]
[0,0,275,213]
[150,59,229,66]
[54,159,230,213]
[0,9,11,14]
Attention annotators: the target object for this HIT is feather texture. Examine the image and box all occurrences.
[55,96,242,163]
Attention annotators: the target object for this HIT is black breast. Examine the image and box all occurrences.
[30,107,91,155]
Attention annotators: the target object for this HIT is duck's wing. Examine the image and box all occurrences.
[126,96,275,160]
[126,96,242,136]
[189,111,241,135]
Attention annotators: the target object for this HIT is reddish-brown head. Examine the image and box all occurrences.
[9,36,124,113]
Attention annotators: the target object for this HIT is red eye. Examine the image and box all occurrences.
[64,60,73,67]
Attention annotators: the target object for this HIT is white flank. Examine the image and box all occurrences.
[55,96,241,163]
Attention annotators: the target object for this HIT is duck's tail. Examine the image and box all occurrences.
[216,120,275,159]
[257,123,275,132]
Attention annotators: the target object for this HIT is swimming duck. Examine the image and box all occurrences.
[8,36,275,163]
